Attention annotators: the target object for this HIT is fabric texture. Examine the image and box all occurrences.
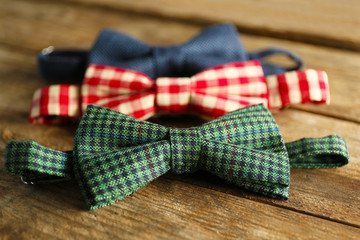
[37,23,303,83]
[30,60,329,124]
[6,104,349,210]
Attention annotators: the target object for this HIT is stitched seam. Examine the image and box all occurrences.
[138,122,143,143]
[143,146,156,178]
[61,154,66,174]
[222,120,231,143]
[79,132,152,142]
[79,127,279,142]
[211,128,279,141]
[229,145,236,176]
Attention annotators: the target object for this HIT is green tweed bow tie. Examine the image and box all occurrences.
[4,104,349,210]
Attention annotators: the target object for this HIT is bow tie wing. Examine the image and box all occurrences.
[183,23,247,63]
[74,141,171,210]
[73,105,171,209]
[82,64,156,119]
[89,29,160,78]
[191,60,266,95]
[189,60,268,117]
[198,104,290,198]
[200,141,289,199]
[155,60,269,117]
[74,105,168,149]
[89,29,152,64]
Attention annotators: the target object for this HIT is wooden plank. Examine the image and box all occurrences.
[39,0,360,51]
[1,173,360,239]
[0,0,201,49]
[0,0,359,122]
[0,46,359,228]
[0,0,359,237]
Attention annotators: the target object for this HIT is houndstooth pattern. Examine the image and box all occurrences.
[5,141,73,182]
[29,61,329,124]
[71,104,292,208]
[286,135,349,168]
[6,104,349,210]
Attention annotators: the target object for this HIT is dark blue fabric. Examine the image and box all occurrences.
[37,23,303,84]
[38,50,88,83]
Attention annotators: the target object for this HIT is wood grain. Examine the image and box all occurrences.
[1,174,360,240]
[0,0,359,239]
[44,0,360,51]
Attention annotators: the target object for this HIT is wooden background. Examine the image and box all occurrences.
[0,0,359,239]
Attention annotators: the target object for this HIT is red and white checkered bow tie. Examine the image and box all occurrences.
[30,60,329,124]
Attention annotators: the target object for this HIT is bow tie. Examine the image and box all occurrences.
[37,23,303,83]
[5,104,348,210]
[29,60,329,124]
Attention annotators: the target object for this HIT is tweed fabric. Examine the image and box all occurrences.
[4,141,73,182]
[29,61,329,124]
[286,135,349,168]
[72,104,292,209]
[6,104,349,210]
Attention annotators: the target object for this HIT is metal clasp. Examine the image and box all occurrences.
[20,176,66,184]
[20,177,35,185]
[41,46,54,55]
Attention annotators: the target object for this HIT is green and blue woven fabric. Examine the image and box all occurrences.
[4,104,349,210]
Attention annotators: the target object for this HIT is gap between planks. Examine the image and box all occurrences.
[1,173,360,239]
[168,174,360,229]
[0,1,359,232]
[30,0,360,51]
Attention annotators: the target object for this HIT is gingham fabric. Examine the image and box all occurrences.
[267,69,329,109]
[30,85,81,124]
[6,104,349,210]
[29,60,329,124]
[37,23,303,83]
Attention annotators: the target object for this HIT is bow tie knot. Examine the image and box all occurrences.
[153,46,185,77]
[169,128,201,174]
[156,77,193,113]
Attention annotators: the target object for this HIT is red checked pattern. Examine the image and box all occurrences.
[155,60,267,117]
[266,69,329,109]
[29,60,329,124]
[81,65,156,120]
[29,85,81,124]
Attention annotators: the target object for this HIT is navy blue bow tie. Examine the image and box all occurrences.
[38,23,303,83]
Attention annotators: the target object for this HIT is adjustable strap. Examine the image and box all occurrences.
[29,84,81,124]
[286,135,349,168]
[265,69,329,110]
[38,46,304,82]
[248,48,304,76]
[4,141,73,183]
[37,47,88,83]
